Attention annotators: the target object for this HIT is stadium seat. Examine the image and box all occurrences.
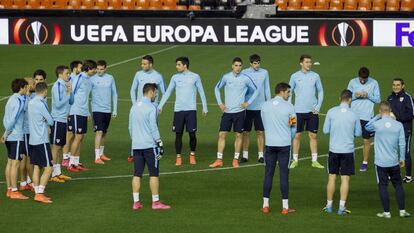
[26,0,41,8]
[176,4,186,9]
[385,0,400,10]
[315,0,329,9]
[148,0,162,8]
[40,0,52,8]
[329,0,343,9]
[80,0,95,8]
[358,0,372,10]
[94,0,108,8]
[121,0,134,9]
[287,0,302,10]
[344,0,357,9]
[12,0,26,8]
[52,0,68,8]
[136,0,148,8]
[163,0,175,8]
[275,0,288,10]
[400,0,414,10]
[301,0,315,8]
[372,0,385,9]
[188,4,201,10]
[67,0,81,8]
[2,0,14,7]
[107,0,121,8]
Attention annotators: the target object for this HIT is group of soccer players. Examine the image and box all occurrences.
[2,53,411,218]
[2,59,118,203]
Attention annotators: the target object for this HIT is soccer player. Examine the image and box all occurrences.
[33,69,47,83]
[387,78,414,183]
[289,54,324,169]
[50,65,74,183]
[210,57,259,168]
[158,57,208,166]
[90,60,118,164]
[28,82,54,204]
[19,77,35,192]
[241,54,271,164]
[2,78,29,200]
[322,90,361,215]
[365,101,410,218]
[347,67,381,172]
[67,60,96,172]
[62,60,83,167]
[129,83,170,210]
[261,82,296,215]
[130,55,165,104]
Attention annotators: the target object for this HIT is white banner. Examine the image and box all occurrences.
[0,18,9,45]
[373,20,414,47]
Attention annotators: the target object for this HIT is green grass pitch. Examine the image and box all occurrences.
[0,45,413,233]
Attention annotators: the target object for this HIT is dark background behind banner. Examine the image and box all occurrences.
[7,17,373,46]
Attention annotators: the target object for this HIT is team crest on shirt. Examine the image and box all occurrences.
[385,122,392,128]
[78,128,82,132]
[400,97,404,102]
[68,126,72,130]
[273,100,279,105]
[341,108,347,113]
[56,139,60,143]
[94,125,97,130]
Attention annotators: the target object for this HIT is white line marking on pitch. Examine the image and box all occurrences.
[0,45,179,102]
[0,145,367,184]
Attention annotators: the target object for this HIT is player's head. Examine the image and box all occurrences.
[143,83,158,102]
[249,54,261,70]
[392,78,405,94]
[35,82,48,97]
[176,56,189,72]
[24,77,35,94]
[358,67,370,84]
[340,89,353,104]
[11,78,28,94]
[82,59,97,77]
[56,65,70,82]
[232,57,243,74]
[33,69,46,84]
[299,54,312,71]
[96,60,107,76]
[70,60,83,75]
[379,101,391,116]
[275,82,291,101]
[141,55,153,72]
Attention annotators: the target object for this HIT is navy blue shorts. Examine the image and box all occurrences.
[23,134,30,156]
[93,112,112,133]
[296,112,319,133]
[361,120,375,139]
[328,152,355,176]
[5,141,24,160]
[30,143,53,167]
[172,111,197,133]
[133,148,159,177]
[50,121,67,146]
[375,165,402,185]
[68,115,88,134]
[244,110,264,132]
[219,111,246,133]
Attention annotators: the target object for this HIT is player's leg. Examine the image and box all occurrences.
[308,113,323,168]
[210,113,231,168]
[337,153,354,215]
[146,148,170,210]
[291,113,305,168]
[34,144,53,204]
[173,112,185,166]
[241,110,254,163]
[254,110,265,163]
[19,155,28,189]
[403,134,412,183]
[69,115,88,171]
[262,146,277,213]
[63,115,75,167]
[132,149,144,210]
[54,123,71,181]
[5,159,12,197]
[325,152,338,213]
[389,165,410,217]
[186,111,197,165]
[93,112,105,164]
[9,141,28,199]
[232,111,246,167]
[98,113,112,161]
[360,120,373,172]
[278,146,294,215]
[376,166,391,218]
[24,134,34,187]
